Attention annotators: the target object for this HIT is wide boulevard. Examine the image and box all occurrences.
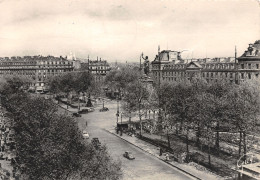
[76,99,195,180]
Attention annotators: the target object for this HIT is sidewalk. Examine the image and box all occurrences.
[105,127,224,180]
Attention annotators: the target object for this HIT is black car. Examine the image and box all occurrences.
[72,112,81,117]
[123,151,135,160]
[99,107,109,112]
[78,109,88,114]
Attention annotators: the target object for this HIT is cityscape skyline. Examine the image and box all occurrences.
[0,0,259,62]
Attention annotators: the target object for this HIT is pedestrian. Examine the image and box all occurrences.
[159,148,162,156]
[85,121,88,127]
[165,153,169,161]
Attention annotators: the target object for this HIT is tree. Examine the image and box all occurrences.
[105,67,141,97]
[206,80,231,155]
[189,78,208,147]
[71,71,94,94]
[227,79,260,157]
[0,77,122,180]
[71,71,94,110]
[156,81,176,147]
[123,80,149,135]
[0,75,32,96]
[201,91,217,166]
[159,80,195,157]
[47,75,62,97]
[48,71,94,109]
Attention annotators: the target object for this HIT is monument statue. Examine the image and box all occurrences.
[141,53,149,75]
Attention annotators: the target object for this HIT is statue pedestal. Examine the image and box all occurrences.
[139,74,153,89]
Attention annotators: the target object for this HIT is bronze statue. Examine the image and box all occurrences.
[141,53,149,75]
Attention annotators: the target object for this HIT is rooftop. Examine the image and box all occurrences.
[238,40,260,61]
[0,55,68,62]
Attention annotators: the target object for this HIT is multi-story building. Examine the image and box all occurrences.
[151,50,182,82]
[0,55,74,92]
[80,58,111,83]
[151,40,260,84]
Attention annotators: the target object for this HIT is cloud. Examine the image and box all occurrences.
[107,5,132,20]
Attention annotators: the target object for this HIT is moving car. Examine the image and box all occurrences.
[82,130,89,139]
[123,151,135,160]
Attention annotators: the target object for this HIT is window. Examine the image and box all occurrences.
[241,64,244,69]
[248,73,251,79]
[248,64,251,69]
[241,73,244,79]
[257,64,259,69]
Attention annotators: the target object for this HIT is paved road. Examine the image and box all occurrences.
[77,100,195,180]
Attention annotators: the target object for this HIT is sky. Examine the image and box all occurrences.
[0,0,260,62]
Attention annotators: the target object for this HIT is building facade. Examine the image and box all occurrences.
[80,58,111,83]
[0,55,74,91]
[151,40,260,84]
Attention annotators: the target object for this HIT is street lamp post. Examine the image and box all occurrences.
[235,46,239,84]
[121,112,122,123]
[120,112,123,136]
[116,96,119,134]
[116,96,119,123]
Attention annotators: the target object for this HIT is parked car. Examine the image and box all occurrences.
[79,109,88,114]
[86,107,95,112]
[91,138,101,149]
[99,107,109,112]
[123,151,135,160]
[72,112,81,117]
[82,130,89,139]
